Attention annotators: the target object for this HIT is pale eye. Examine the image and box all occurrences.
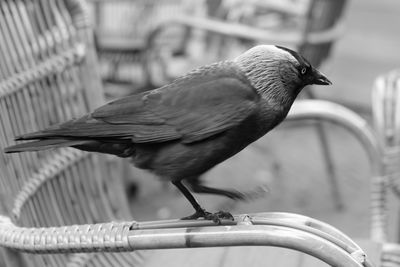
[301,67,307,75]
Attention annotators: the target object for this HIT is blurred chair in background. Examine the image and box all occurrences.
[371,70,400,266]
[144,0,346,85]
[87,0,205,97]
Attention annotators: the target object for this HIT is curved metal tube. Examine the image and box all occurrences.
[128,224,363,267]
[250,212,362,252]
[135,212,362,254]
[148,15,344,46]
[287,100,382,175]
[287,100,386,242]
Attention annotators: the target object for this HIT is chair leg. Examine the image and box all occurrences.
[304,88,344,210]
[315,120,343,210]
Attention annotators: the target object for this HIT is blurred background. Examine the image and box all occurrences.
[86,0,400,240]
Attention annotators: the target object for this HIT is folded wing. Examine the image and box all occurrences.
[13,63,260,145]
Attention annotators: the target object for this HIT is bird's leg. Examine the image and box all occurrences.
[188,176,269,201]
[172,180,234,223]
[187,177,246,200]
[172,180,208,219]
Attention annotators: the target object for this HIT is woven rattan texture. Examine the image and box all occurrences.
[0,0,146,266]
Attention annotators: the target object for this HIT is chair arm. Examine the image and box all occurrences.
[123,212,374,267]
[0,213,373,266]
[145,14,345,48]
[0,215,134,253]
[133,212,369,262]
[287,100,382,176]
[287,100,386,242]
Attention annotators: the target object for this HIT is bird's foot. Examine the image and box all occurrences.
[181,209,234,224]
[181,209,211,220]
[211,211,234,221]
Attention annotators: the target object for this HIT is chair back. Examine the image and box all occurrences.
[298,0,348,68]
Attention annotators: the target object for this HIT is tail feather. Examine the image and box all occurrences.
[15,128,60,141]
[5,138,135,158]
[4,139,89,153]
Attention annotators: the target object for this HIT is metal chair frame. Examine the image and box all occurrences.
[0,212,373,267]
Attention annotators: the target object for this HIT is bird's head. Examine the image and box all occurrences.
[234,45,331,98]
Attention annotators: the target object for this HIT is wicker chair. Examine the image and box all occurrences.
[371,70,400,266]
[0,0,383,266]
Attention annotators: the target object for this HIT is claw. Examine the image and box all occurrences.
[181,209,234,224]
[181,209,211,220]
[214,211,234,220]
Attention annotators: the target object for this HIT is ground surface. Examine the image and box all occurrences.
[124,0,400,243]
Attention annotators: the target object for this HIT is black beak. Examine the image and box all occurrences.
[311,69,332,85]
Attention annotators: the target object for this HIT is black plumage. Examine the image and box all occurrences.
[5,45,331,222]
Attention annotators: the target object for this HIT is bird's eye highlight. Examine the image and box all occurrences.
[301,67,307,75]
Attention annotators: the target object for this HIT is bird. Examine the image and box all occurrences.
[4,45,331,223]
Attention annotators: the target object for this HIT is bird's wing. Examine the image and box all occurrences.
[18,63,259,144]
[93,63,260,144]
